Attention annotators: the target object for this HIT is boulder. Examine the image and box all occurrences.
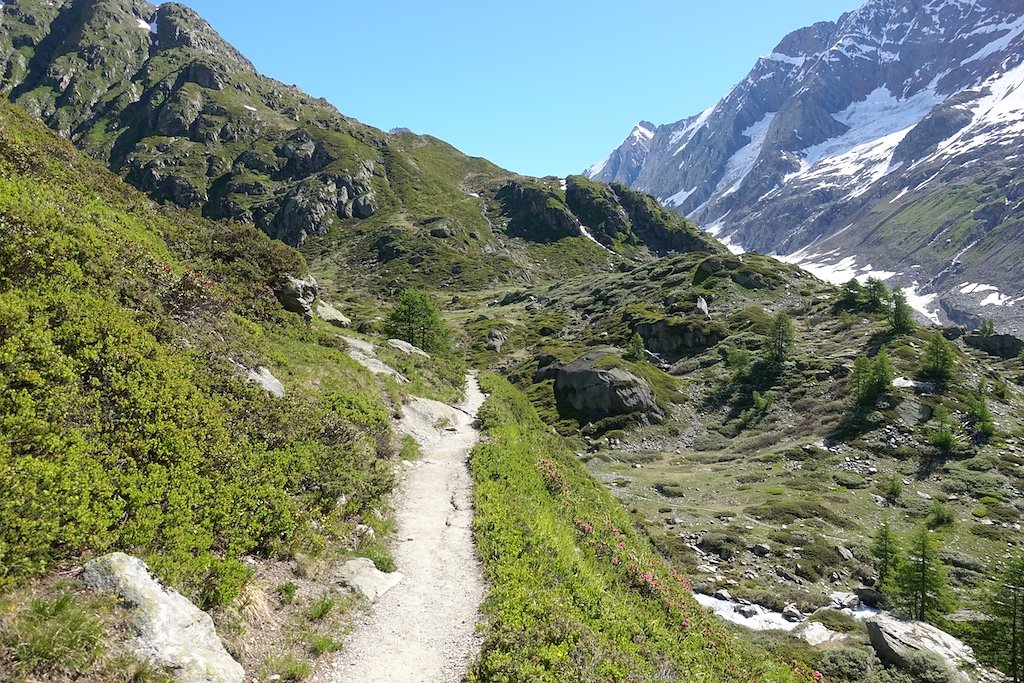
[246,366,285,397]
[553,350,664,423]
[274,273,318,321]
[634,318,725,358]
[334,558,403,602]
[81,553,243,683]
[796,621,847,647]
[353,192,377,219]
[782,603,803,622]
[964,333,1024,359]
[835,545,855,562]
[749,543,771,557]
[866,612,999,683]
[316,300,351,328]
[856,587,885,608]
[387,338,430,358]
[486,329,508,352]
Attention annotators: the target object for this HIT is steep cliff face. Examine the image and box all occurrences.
[589,0,1024,333]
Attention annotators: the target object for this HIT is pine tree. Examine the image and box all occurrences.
[851,347,894,406]
[888,287,915,332]
[625,332,646,361]
[384,290,451,353]
[980,318,996,336]
[871,346,894,396]
[766,311,794,365]
[920,332,956,383]
[979,554,1024,683]
[870,516,902,591]
[894,526,955,623]
[866,277,891,311]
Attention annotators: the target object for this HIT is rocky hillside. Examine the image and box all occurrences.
[589,0,1024,334]
[0,0,717,301]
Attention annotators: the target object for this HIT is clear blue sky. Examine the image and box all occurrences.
[164,0,863,177]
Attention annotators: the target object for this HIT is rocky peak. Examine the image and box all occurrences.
[588,0,1024,333]
[154,3,254,69]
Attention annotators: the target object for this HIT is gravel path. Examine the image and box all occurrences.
[313,373,486,683]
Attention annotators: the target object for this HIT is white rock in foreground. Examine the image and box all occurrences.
[82,553,244,683]
[246,366,285,397]
[333,558,403,602]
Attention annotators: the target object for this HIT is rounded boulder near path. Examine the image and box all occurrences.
[313,372,487,683]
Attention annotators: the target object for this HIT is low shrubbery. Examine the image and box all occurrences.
[468,374,815,682]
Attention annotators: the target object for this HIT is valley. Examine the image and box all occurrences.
[1,1,1023,683]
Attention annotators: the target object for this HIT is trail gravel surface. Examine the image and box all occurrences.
[313,373,486,683]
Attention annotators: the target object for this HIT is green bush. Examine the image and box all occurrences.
[818,646,874,682]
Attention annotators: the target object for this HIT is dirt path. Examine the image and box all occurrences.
[313,373,487,683]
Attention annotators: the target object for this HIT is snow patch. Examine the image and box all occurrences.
[979,291,1013,307]
[664,186,696,209]
[905,285,942,324]
[243,105,257,112]
[777,248,896,284]
[711,112,776,197]
[585,154,611,178]
[959,282,998,294]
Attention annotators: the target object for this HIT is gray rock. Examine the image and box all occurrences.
[82,553,243,683]
[353,193,376,219]
[856,587,885,608]
[334,558,403,602]
[246,366,285,397]
[749,543,771,557]
[553,350,664,423]
[866,612,999,683]
[316,300,351,328]
[387,338,430,358]
[964,333,1024,359]
[274,273,318,322]
[782,603,803,621]
[835,545,854,562]
[429,224,455,238]
[713,589,732,601]
[486,329,508,352]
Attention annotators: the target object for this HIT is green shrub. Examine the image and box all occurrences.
[277,582,298,604]
[818,646,874,682]
[810,609,862,634]
[266,654,312,682]
[306,595,333,621]
[307,633,342,656]
[834,471,868,489]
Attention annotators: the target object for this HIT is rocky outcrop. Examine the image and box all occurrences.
[964,333,1024,360]
[387,338,430,358]
[334,558,403,602]
[866,613,999,683]
[553,350,664,423]
[274,273,318,322]
[634,318,726,357]
[82,553,244,683]
[245,366,285,397]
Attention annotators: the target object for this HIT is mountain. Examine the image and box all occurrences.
[0,0,718,303]
[588,0,1024,334]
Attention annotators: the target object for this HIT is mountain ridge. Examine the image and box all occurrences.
[588,0,1024,334]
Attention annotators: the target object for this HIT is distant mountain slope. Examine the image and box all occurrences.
[0,0,720,299]
[588,0,1024,334]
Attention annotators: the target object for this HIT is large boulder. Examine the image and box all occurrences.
[274,273,318,321]
[387,338,430,358]
[866,612,1000,683]
[964,333,1024,359]
[553,350,664,423]
[81,553,243,683]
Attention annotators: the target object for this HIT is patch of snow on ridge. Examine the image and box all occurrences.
[905,285,942,324]
[960,14,1024,65]
[664,186,696,208]
[934,63,1024,160]
[790,87,943,195]
[777,247,896,285]
[671,107,714,155]
[980,291,1013,307]
[135,17,150,30]
[767,52,807,67]
[713,112,776,197]
[578,224,612,253]
[960,282,998,294]
[585,154,611,178]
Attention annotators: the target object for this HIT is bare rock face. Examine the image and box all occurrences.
[553,350,663,423]
[82,553,244,683]
[866,613,1001,683]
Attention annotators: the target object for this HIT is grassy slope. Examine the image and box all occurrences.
[0,101,397,610]
[469,374,814,683]
[471,247,1024,622]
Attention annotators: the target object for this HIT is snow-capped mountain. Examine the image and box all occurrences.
[588,0,1024,333]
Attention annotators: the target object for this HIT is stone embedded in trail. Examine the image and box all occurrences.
[81,553,244,683]
[553,350,664,424]
[333,558,404,602]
